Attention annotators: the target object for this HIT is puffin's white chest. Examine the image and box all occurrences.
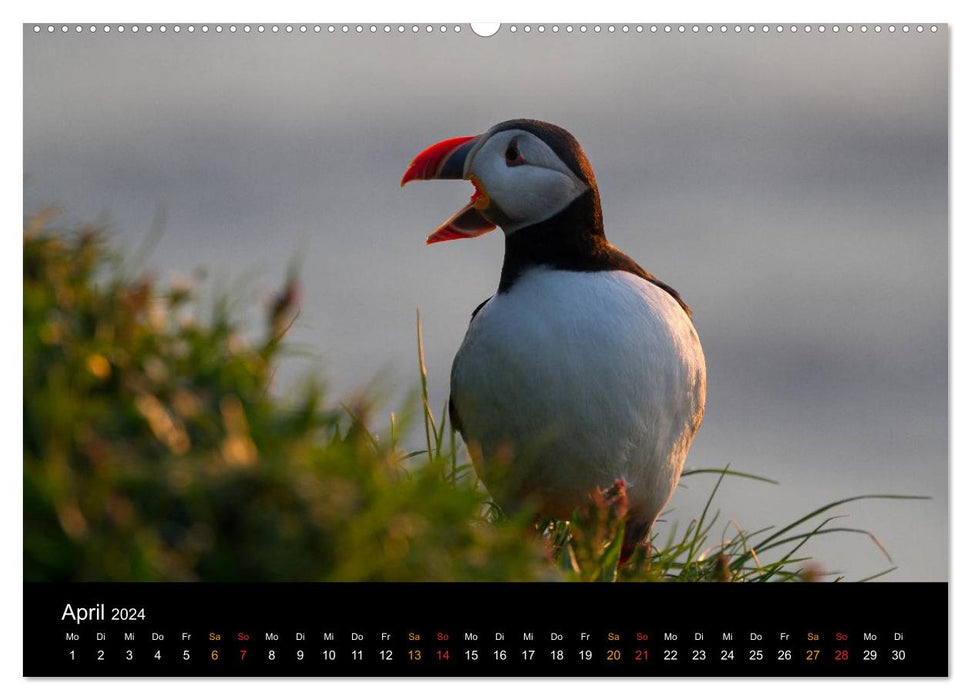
[451,267,706,527]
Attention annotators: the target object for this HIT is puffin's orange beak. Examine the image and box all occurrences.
[401,134,496,245]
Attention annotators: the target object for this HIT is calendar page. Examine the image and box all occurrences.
[22,21,948,677]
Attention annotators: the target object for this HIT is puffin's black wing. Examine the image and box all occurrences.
[447,392,464,436]
[639,271,692,319]
[602,244,693,319]
[468,297,492,321]
[447,296,492,436]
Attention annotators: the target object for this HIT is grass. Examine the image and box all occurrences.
[23,212,928,583]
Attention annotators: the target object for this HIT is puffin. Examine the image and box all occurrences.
[401,119,706,557]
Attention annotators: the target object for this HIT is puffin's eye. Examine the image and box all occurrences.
[504,141,524,167]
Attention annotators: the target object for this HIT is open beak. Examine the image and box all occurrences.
[401,134,496,244]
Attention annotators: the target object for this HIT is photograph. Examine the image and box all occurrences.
[21,19,949,678]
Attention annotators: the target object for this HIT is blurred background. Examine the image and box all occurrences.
[23,25,947,581]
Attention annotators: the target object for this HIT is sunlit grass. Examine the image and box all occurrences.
[23,212,928,583]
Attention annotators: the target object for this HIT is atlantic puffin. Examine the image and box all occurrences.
[402,119,706,557]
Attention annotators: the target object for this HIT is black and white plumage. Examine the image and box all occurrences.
[402,119,706,555]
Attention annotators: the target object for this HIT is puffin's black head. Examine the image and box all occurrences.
[401,119,603,244]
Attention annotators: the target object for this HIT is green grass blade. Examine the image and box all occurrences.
[681,468,779,485]
[685,464,731,564]
[858,567,898,582]
[757,527,893,562]
[435,399,448,458]
[751,494,928,554]
[415,309,435,461]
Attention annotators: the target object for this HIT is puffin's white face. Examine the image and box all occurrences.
[466,129,590,233]
[401,121,595,244]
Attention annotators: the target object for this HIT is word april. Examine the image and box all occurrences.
[62,604,104,624]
